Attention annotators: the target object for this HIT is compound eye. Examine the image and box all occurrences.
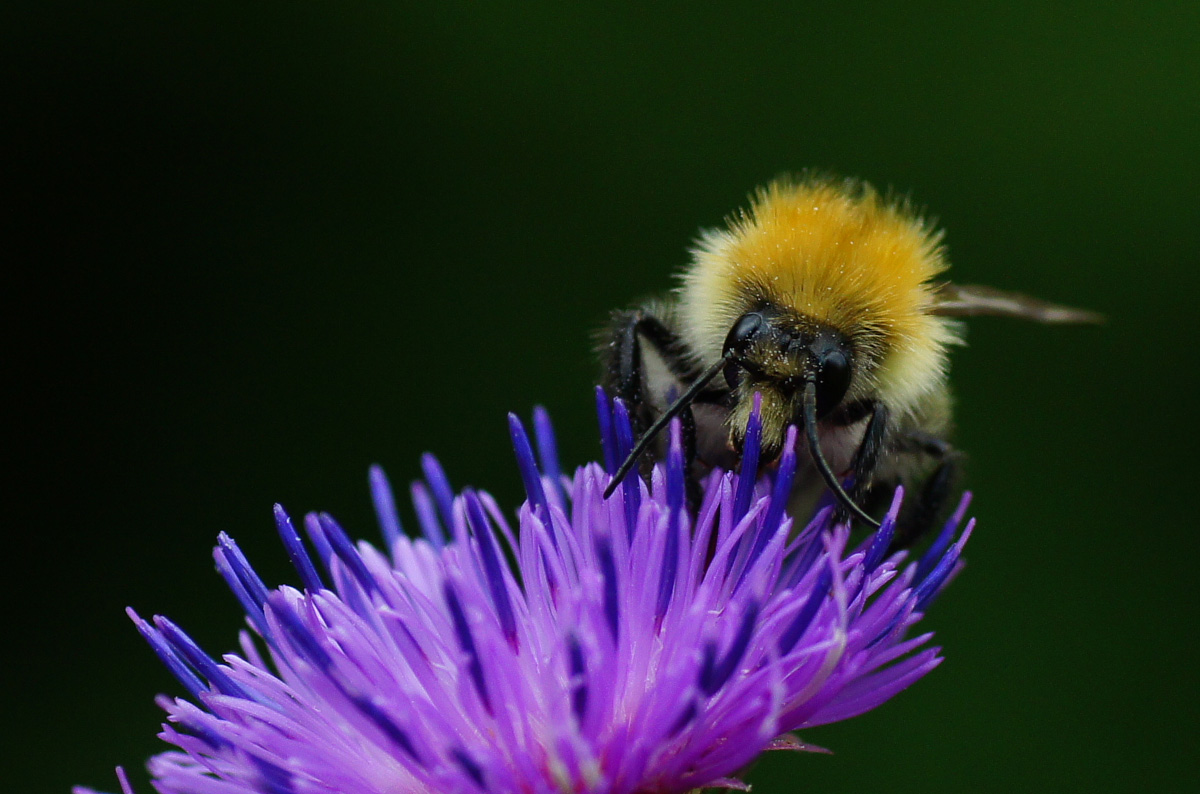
[815,350,851,417]
[722,312,765,357]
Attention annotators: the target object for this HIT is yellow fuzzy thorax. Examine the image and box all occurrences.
[678,176,961,421]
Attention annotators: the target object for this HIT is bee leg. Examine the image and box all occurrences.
[897,431,954,459]
[889,435,961,553]
[604,310,697,420]
[830,399,889,525]
[678,396,703,511]
[603,310,705,508]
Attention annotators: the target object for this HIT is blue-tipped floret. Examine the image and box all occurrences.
[654,421,686,622]
[738,425,800,593]
[532,405,564,503]
[699,600,760,695]
[759,425,799,546]
[273,504,324,593]
[347,691,422,762]
[917,492,972,582]
[777,568,833,656]
[301,513,335,574]
[862,488,903,574]
[268,592,335,672]
[213,534,271,636]
[368,465,405,550]
[420,453,457,534]
[507,413,553,527]
[450,747,486,790]
[443,581,492,716]
[610,399,641,536]
[153,615,260,703]
[464,489,518,646]
[408,480,446,549]
[595,386,618,475]
[596,535,620,644]
[731,392,765,525]
[127,608,207,700]
[566,633,589,722]
[318,512,377,596]
[914,519,974,610]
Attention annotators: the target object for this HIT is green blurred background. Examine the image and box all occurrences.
[8,2,1198,792]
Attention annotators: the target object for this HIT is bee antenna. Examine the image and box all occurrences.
[801,380,882,529]
[603,350,734,500]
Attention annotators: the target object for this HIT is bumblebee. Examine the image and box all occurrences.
[601,175,1099,542]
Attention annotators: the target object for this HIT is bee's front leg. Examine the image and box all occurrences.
[602,309,703,506]
[889,432,961,553]
[824,399,891,526]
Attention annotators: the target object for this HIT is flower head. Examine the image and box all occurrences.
[78,390,972,794]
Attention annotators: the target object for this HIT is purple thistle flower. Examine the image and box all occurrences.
[77,391,973,794]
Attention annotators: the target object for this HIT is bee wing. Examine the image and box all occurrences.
[930,283,1104,324]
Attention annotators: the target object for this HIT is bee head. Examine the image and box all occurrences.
[722,307,855,460]
[603,303,879,528]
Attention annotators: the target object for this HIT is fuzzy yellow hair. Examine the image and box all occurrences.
[677,175,961,422]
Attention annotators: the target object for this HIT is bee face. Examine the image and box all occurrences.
[721,306,856,459]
